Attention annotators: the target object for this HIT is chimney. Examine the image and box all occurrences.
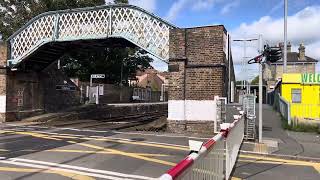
[298,43,305,60]
[278,42,284,50]
[287,42,291,52]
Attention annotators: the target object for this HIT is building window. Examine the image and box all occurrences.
[291,89,301,103]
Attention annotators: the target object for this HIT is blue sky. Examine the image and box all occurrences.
[112,0,320,80]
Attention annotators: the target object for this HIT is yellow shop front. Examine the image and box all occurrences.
[281,73,320,122]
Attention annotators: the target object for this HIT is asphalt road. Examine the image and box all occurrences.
[0,123,319,180]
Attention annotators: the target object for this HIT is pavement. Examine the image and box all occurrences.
[229,103,320,179]
[233,154,320,180]
[231,104,320,158]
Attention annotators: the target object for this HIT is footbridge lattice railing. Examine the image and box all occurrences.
[7,5,176,66]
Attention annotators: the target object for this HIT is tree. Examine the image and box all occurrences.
[61,47,153,84]
[251,76,259,85]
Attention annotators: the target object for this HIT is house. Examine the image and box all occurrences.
[263,42,318,90]
[129,67,168,91]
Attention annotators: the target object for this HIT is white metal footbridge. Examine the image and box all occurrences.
[7,4,176,70]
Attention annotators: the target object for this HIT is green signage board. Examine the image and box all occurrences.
[301,73,320,84]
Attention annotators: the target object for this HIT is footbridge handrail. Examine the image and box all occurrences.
[159,114,244,180]
[7,4,177,67]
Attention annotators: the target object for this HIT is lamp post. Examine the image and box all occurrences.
[258,34,263,143]
[284,0,288,73]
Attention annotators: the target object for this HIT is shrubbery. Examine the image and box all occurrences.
[281,118,320,133]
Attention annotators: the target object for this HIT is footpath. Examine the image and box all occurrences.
[240,104,320,160]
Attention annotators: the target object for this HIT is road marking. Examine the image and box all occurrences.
[0,166,95,180]
[45,149,170,157]
[3,129,189,151]
[0,157,156,180]
[231,177,242,180]
[67,140,177,166]
[240,154,320,173]
[81,137,188,151]
[0,131,182,166]
[33,130,189,149]
[51,127,209,139]
[1,130,62,141]
[239,159,284,164]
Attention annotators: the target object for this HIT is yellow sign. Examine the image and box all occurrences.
[282,73,320,84]
[301,73,320,84]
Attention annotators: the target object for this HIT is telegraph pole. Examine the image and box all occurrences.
[283,0,288,73]
[258,34,263,143]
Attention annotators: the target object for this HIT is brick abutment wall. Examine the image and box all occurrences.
[167,26,234,135]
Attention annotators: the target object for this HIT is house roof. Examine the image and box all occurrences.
[274,52,318,64]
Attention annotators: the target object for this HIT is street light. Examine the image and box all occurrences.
[284,0,288,73]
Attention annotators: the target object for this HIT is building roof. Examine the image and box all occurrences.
[274,52,318,64]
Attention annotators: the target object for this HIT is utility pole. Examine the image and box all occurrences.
[120,58,123,102]
[283,0,288,73]
[258,34,263,143]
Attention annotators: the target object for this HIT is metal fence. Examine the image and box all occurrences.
[242,94,256,140]
[278,94,291,124]
[159,115,244,180]
[215,97,227,133]
[225,117,244,180]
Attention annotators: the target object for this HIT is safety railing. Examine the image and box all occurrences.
[242,94,256,140]
[278,94,291,124]
[159,114,244,180]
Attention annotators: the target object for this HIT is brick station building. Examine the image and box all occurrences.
[167,25,235,134]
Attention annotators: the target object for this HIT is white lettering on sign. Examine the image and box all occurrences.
[17,98,23,107]
[91,74,105,79]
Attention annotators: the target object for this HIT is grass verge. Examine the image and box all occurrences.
[281,118,320,134]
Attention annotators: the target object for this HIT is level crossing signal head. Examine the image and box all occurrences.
[264,45,282,63]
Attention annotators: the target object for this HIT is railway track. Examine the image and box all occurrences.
[43,111,167,131]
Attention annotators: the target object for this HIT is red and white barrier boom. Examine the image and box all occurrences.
[159,113,244,180]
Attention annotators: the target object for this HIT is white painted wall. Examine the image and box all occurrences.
[168,100,185,120]
[0,95,6,113]
[168,100,217,121]
[185,100,216,121]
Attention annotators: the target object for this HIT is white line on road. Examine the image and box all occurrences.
[0,156,156,180]
[6,124,208,140]
[24,130,189,148]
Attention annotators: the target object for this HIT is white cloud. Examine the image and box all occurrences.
[232,6,320,45]
[192,0,219,11]
[165,0,190,22]
[220,0,240,15]
[105,0,156,12]
[268,0,283,15]
[130,0,156,12]
[231,6,320,79]
[166,0,223,21]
